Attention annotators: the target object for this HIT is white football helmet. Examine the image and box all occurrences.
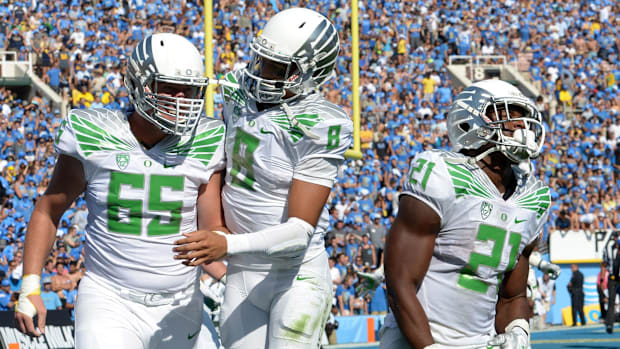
[241,7,340,104]
[125,33,209,136]
[447,79,545,163]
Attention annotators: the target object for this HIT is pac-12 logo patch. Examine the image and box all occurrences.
[116,153,130,170]
[481,201,493,220]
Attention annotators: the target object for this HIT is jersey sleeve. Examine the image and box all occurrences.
[294,115,353,163]
[53,110,82,160]
[186,118,227,184]
[530,185,551,245]
[400,151,455,223]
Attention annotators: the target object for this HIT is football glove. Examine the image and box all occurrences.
[356,268,384,298]
[541,262,561,280]
[487,319,529,349]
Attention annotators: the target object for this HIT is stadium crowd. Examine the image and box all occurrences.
[0,0,619,322]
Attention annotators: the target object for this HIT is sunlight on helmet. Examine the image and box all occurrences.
[124,33,210,136]
[241,8,340,104]
[447,79,545,163]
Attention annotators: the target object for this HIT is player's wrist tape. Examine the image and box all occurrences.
[506,318,530,339]
[16,274,41,317]
[224,217,314,257]
[20,274,41,296]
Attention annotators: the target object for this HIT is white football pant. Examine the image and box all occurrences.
[220,253,332,349]
[75,272,219,349]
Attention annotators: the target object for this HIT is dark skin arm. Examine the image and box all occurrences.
[495,239,537,333]
[385,195,440,348]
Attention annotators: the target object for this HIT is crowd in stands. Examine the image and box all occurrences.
[0,0,619,321]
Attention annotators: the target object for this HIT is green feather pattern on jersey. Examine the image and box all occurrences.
[163,124,225,167]
[446,162,494,200]
[515,187,551,218]
[222,72,246,105]
[70,111,136,156]
[268,113,322,143]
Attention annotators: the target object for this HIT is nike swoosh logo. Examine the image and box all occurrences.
[260,127,275,136]
[296,276,314,281]
[514,218,527,224]
[163,162,177,168]
[188,329,200,340]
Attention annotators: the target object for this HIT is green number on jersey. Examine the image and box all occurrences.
[230,128,259,191]
[457,224,522,293]
[409,158,435,191]
[147,175,184,236]
[327,125,341,150]
[108,172,144,235]
[107,172,184,236]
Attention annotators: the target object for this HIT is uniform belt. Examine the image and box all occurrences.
[119,284,193,307]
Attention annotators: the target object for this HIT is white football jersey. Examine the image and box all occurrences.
[384,150,550,347]
[220,70,352,269]
[54,108,226,293]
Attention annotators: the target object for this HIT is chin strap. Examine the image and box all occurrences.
[445,147,532,178]
[444,146,500,166]
[282,102,320,140]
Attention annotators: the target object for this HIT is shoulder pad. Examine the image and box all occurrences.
[221,70,247,106]
[56,108,137,158]
[161,118,226,169]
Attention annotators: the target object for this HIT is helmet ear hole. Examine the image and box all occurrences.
[459,123,470,132]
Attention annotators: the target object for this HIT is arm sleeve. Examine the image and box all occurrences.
[400,151,454,224]
[224,217,315,258]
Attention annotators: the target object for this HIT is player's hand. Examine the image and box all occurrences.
[173,230,227,266]
[355,270,384,298]
[15,275,47,337]
[487,327,528,349]
[200,278,226,306]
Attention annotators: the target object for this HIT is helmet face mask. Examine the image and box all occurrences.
[241,7,340,104]
[242,51,303,103]
[125,33,210,136]
[448,80,545,164]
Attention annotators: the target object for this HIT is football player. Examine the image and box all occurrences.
[174,7,352,348]
[381,79,550,349]
[15,33,226,348]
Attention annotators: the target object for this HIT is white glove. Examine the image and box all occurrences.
[529,251,561,280]
[540,261,561,280]
[356,268,384,298]
[200,275,226,306]
[487,319,529,349]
